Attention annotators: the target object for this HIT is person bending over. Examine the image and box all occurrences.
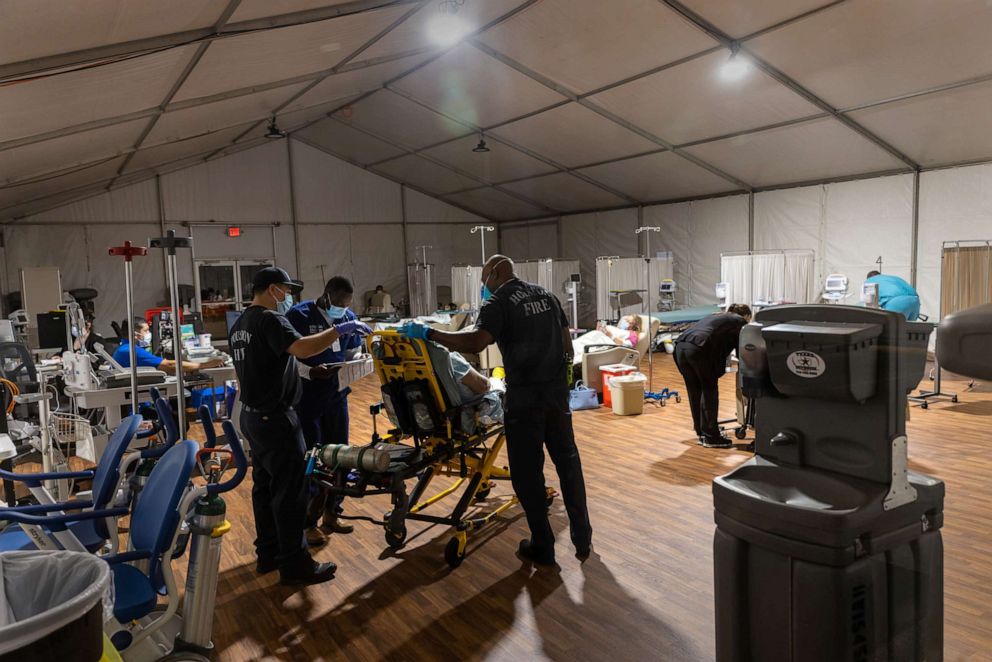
[673,304,751,449]
[866,270,921,321]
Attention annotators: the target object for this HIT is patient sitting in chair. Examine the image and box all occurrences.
[570,315,642,358]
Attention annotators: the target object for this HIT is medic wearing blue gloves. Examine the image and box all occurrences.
[398,254,592,567]
[286,276,371,547]
[866,270,922,321]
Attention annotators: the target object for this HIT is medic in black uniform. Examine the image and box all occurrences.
[229,267,370,586]
[399,255,592,566]
[673,304,752,449]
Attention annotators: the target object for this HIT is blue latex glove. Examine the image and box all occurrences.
[334,320,372,337]
[397,322,431,340]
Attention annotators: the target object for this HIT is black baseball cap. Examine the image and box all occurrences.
[253,267,303,293]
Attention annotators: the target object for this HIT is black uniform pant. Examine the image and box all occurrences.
[299,392,350,528]
[674,342,723,440]
[504,385,592,559]
[240,408,310,569]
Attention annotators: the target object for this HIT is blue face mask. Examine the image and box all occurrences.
[480,284,493,302]
[326,304,348,319]
[618,319,630,330]
[276,290,294,315]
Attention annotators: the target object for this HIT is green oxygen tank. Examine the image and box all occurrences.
[174,491,229,655]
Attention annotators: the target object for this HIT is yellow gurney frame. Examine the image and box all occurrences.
[310,331,547,567]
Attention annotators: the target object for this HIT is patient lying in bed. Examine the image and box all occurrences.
[570,315,643,358]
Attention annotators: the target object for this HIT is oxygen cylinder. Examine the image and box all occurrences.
[175,492,230,654]
[319,444,391,473]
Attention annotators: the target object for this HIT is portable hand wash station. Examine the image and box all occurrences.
[713,305,943,661]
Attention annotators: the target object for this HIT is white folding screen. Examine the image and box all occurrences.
[451,265,483,309]
[720,250,815,307]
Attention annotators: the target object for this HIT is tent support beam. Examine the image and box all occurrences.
[910,169,921,288]
[660,0,919,171]
[382,85,641,205]
[467,39,752,192]
[0,0,423,80]
[111,0,246,187]
[226,2,429,148]
[321,114,556,214]
[0,47,432,154]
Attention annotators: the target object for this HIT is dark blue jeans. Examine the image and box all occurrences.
[240,408,309,569]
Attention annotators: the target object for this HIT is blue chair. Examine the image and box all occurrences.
[0,441,200,652]
[105,441,198,635]
[0,415,143,552]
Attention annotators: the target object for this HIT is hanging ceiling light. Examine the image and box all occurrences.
[720,42,750,81]
[427,0,469,47]
[472,135,490,153]
[265,116,286,140]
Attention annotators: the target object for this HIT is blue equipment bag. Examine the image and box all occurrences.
[569,381,599,411]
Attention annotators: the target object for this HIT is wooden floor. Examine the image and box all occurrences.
[182,354,991,661]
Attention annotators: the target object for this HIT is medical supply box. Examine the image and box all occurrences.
[599,363,635,407]
[608,373,646,416]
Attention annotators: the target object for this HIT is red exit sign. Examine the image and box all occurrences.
[225,226,241,237]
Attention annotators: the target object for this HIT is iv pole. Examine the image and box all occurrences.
[149,230,193,438]
[471,225,495,263]
[108,241,149,412]
[413,245,432,315]
[636,226,661,395]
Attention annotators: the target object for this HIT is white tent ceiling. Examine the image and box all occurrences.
[2,0,992,222]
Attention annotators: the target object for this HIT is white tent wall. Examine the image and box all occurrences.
[919,163,992,322]
[644,196,749,307]
[560,209,639,327]
[499,219,560,261]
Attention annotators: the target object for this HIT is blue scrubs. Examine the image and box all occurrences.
[866,274,921,321]
[112,342,164,368]
[285,300,361,448]
[286,300,361,526]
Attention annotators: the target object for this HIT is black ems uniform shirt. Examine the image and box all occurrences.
[229,305,303,411]
[476,278,569,391]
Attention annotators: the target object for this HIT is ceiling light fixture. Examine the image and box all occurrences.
[265,116,286,140]
[472,135,490,153]
[427,0,469,47]
[720,42,750,81]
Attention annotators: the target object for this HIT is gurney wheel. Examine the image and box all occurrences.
[735,427,747,440]
[474,485,492,502]
[675,395,681,404]
[444,536,465,568]
[385,526,407,549]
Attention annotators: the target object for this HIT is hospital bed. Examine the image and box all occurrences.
[650,304,722,326]
[306,330,548,567]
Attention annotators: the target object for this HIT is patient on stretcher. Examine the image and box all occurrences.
[447,351,505,427]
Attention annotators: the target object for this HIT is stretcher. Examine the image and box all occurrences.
[306,330,547,567]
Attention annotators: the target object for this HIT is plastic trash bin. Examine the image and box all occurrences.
[0,550,112,662]
[609,373,647,416]
[599,363,636,408]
